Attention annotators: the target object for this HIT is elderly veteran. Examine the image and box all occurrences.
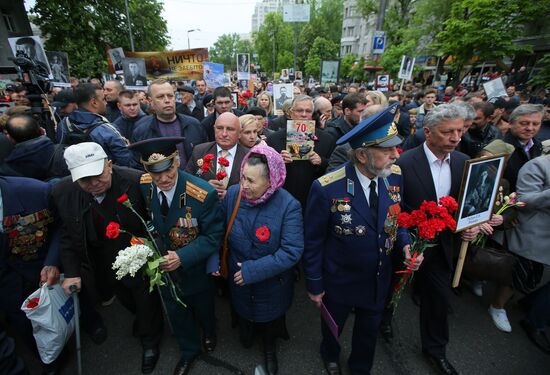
[52,142,163,374]
[303,103,421,375]
[129,137,224,375]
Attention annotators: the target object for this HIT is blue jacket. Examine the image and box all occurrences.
[0,176,60,282]
[60,109,138,168]
[303,163,410,310]
[112,110,147,140]
[131,114,207,165]
[219,184,303,322]
[0,136,56,180]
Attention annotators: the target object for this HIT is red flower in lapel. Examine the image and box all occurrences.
[216,170,227,181]
[218,157,230,167]
[255,226,270,242]
[117,193,129,203]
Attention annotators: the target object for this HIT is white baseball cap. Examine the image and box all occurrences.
[64,142,108,182]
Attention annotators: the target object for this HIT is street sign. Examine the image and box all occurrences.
[372,31,386,54]
[283,4,310,23]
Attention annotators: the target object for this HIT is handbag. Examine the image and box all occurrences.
[463,244,515,285]
[220,185,242,279]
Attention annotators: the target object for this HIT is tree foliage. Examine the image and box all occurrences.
[304,37,339,78]
[254,12,294,74]
[528,54,550,89]
[436,0,533,78]
[31,0,169,77]
[209,33,254,71]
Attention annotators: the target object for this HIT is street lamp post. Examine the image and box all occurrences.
[187,29,200,49]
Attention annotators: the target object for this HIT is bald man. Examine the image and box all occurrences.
[186,112,250,200]
[314,96,333,129]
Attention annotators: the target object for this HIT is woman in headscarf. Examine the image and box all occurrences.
[215,144,303,375]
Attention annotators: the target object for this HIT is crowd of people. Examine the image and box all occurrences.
[0,71,549,375]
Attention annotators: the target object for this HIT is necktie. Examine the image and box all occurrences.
[220,149,229,158]
[159,191,169,217]
[369,180,378,222]
[219,150,230,187]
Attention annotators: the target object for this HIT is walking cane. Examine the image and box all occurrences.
[69,285,83,375]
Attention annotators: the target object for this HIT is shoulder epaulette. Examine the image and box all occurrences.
[186,180,207,202]
[140,173,152,184]
[318,166,346,186]
[391,164,401,175]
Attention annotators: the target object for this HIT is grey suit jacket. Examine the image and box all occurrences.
[327,143,351,172]
[504,155,550,265]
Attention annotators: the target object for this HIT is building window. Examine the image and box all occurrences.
[3,14,16,32]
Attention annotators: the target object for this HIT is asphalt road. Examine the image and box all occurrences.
[22,276,550,375]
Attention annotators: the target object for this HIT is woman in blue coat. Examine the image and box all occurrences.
[223,144,303,375]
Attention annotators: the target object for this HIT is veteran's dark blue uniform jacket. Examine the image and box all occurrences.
[303,163,409,310]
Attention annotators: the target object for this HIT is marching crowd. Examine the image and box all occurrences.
[0,73,549,375]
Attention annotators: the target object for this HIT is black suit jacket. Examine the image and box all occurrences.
[396,144,469,267]
[176,101,205,122]
[185,141,249,187]
[266,127,335,207]
[201,109,245,142]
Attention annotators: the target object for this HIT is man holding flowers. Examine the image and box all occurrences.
[393,104,479,375]
[130,137,224,375]
[52,142,163,374]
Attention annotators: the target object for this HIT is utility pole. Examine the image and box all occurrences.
[124,0,135,52]
[376,0,388,31]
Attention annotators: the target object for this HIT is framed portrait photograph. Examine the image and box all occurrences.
[108,47,125,73]
[455,154,507,232]
[46,51,70,87]
[237,53,250,81]
[122,58,148,88]
[320,60,339,85]
[231,92,238,109]
[273,83,293,115]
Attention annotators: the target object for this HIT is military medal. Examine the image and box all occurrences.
[180,192,187,208]
[355,225,366,236]
[343,228,353,236]
[334,225,343,235]
[337,203,345,212]
[340,214,352,225]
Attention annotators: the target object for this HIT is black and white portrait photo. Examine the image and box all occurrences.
[109,47,125,73]
[46,51,70,85]
[398,55,415,80]
[237,53,250,80]
[320,60,339,85]
[456,155,506,231]
[8,36,52,78]
[122,58,148,88]
[273,83,293,114]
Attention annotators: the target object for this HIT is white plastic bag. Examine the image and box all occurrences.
[21,283,76,364]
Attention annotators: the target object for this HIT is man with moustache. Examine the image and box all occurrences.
[303,103,422,375]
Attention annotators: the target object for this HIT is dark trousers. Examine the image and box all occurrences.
[417,255,451,358]
[114,279,164,348]
[160,286,215,360]
[0,267,37,350]
[523,280,550,330]
[320,297,383,375]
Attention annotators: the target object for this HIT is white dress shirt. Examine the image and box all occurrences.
[423,142,452,199]
[157,173,179,206]
[354,166,378,206]
[216,143,237,181]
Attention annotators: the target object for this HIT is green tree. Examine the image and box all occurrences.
[340,53,358,79]
[254,12,293,75]
[528,53,550,89]
[436,0,532,80]
[304,37,339,78]
[209,33,251,71]
[31,0,169,77]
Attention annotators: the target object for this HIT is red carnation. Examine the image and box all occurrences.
[105,221,121,239]
[216,170,227,181]
[204,154,215,163]
[117,193,129,203]
[8,230,19,239]
[255,226,270,242]
[26,297,40,309]
[201,163,211,173]
[439,196,458,213]
[397,212,413,228]
[396,147,403,154]
[218,157,230,167]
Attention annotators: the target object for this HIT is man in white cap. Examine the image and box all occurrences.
[51,142,163,374]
